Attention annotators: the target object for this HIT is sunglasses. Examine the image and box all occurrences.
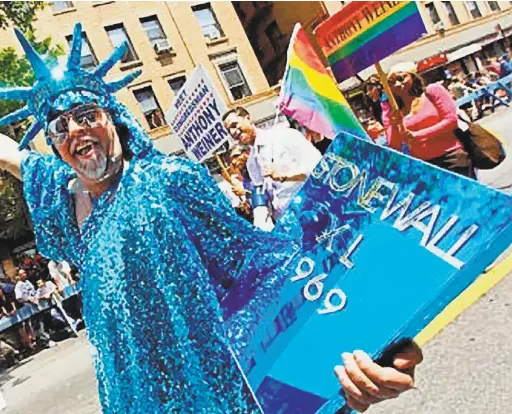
[46,103,110,145]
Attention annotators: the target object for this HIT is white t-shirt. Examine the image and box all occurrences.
[48,260,72,288]
[15,280,36,302]
[247,127,322,218]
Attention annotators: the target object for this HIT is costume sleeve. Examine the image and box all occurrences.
[20,152,74,264]
[413,84,458,143]
[161,156,299,335]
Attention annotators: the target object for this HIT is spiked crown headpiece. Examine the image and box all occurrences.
[0,23,145,151]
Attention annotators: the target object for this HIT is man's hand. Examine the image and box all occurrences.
[231,182,246,197]
[335,343,423,412]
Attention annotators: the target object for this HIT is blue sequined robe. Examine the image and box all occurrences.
[21,150,298,413]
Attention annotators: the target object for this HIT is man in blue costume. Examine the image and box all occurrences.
[0,25,422,413]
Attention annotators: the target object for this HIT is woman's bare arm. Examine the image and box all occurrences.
[0,132,23,180]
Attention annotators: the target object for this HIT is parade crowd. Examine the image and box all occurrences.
[218,56,509,230]
[0,256,83,367]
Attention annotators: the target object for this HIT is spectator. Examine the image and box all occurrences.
[363,75,386,125]
[499,54,512,78]
[35,280,80,333]
[14,269,38,305]
[0,287,35,353]
[0,288,17,317]
[222,106,322,221]
[14,269,56,349]
[362,76,410,152]
[486,57,501,76]
[0,275,16,300]
[386,62,475,178]
[226,145,254,221]
[48,260,75,291]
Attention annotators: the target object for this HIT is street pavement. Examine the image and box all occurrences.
[0,107,510,414]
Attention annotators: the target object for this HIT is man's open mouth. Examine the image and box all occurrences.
[73,140,98,157]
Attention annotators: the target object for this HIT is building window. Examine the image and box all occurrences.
[465,1,482,18]
[192,3,224,41]
[133,86,166,130]
[105,23,138,63]
[140,15,170,51]
[51,1,74,11]
[487,1,501,12]
[168,76,187,96]
[218,61,251,101]
[65,32,98,71]
[425,2,441,25]
[265,21,284,54]
[442,1,460,25]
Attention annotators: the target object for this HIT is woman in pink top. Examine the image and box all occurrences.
[384,63,475,178]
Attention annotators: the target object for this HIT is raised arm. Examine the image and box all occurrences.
[0,132,23,180]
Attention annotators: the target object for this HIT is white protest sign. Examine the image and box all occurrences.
[166,66,230,162]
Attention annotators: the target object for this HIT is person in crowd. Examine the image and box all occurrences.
[14,269,39,306]
[485,57,501,78]
[222,106,323,221]
[14,269,55,349]
[35,279,81,333]
[0,284,36,354]
[362,76,410,152]
[0,275,16,301]
[386,62,475,178]
[217,146,253,223]
[363,75,386,125]
[499,54,512,78]
[0,287,17,318]
[226,145,255,222]
[48,260,75,291]
[0,26,422,413]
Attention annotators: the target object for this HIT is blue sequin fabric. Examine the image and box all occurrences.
[21,149,299,413]
[7,22,301,412]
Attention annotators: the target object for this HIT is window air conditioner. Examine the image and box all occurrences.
[154,39,172,54]
[205,27,221,41]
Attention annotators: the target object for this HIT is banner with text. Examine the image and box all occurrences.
[315,1,427,82]
[238,135,512,413]
[167,66,229,162]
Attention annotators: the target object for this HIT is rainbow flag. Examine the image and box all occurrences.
[315,1,426,82]
[278,24,367,140]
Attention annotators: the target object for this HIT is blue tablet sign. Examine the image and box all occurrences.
[243,134,512,413]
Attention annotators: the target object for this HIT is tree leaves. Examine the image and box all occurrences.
[0,1,46,33]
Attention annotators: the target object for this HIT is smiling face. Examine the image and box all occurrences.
[388,72,414,97]
[49,105,123,185]
[223,112,256,146]
[18,269,27,282]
